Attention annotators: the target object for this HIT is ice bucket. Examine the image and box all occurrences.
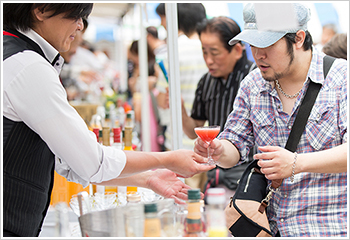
[78,205,127,237]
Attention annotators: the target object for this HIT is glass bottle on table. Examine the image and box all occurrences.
[123,126,137,193]
[143,203,161,237]
[125,193,144,237]
[183,189,206,237]
[112,127,122,150]
[206,188,228,237]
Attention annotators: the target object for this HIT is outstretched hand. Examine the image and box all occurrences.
[146,169,203,204]
[164,149,215,178]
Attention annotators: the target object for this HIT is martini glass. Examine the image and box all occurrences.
[194,125,220,165]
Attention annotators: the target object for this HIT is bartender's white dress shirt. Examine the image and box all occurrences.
[3,29,126,187]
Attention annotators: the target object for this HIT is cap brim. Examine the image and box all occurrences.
[229,30,286,48]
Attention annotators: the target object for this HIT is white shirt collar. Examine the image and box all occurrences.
[19,28,64,73]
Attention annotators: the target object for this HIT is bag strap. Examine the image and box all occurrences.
[259,55,335,212]
[273,55,335,187]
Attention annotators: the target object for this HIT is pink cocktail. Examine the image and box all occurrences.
[194,125,220,165]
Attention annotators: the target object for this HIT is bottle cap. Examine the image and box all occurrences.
[127,193,141,202]
[187,189,201,200]
[144,203,157,213]
[206,188,226,205]
[126,112,132,119]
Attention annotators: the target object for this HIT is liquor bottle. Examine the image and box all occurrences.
[143,203,161,237]
[90,106,105,129]
[125,193,144,237]
[206,188,228,237]
[112,127,122,150]
[125,111,134,128]
[183,189,206,237]
[102,127,111,146]
[123,126,137,193]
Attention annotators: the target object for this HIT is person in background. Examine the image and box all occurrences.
[3,3,214,237]
[194,3,347,237]
[59,31,84,100]
[181,16,256,199]
[127,40,164,152]
[322,33,347,60]
[146,26,167,57]
[155,3,208,190]
[314,23,338,52]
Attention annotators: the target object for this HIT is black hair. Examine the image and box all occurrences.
[3,3,93,31]
[155,3,165,17]
[284,30,313,55]
[146,26,158,39]
[197,16,241,53]
[155,3,207,37]
[177,3,206,37]
[129,40,156,76]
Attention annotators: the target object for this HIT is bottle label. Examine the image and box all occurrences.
[187,202,201,219]
[143,218,161,237]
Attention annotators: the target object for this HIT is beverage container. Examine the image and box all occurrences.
[112,127,122,149]
[158,198,177,237]
[55,202,70,237]
[206,188,228,237]
[194,125,220,165]
[124,193,144,237]
[183,189,206,237]
[123,126,137,193]
[143,203,161,237]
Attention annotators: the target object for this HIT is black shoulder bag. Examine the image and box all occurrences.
[224,55,335,237]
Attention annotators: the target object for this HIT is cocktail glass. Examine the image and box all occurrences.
[194,125,220,165]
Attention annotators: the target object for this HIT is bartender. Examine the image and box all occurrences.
[3,3,214,237]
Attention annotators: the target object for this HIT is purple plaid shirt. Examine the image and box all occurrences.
[219,48,347,237]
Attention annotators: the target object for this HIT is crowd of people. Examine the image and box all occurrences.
[3,2,347,237]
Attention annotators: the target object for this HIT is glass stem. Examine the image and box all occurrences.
[207,142,211,160]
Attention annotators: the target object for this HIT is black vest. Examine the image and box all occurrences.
[3,29,55,237]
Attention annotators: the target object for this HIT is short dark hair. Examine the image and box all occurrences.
[146,26,158,39]
[155,3,207,37]
[284,30,313,54]
[155,3,165,17]
[197,16,241,53]
[177,3,206,37]
[3,3,93,32]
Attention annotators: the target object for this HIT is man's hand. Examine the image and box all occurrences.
[146,169,196,204]
[162,149,215,178]
[254,146,295,180]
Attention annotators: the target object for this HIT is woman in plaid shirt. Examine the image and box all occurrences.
[195,3,347,237]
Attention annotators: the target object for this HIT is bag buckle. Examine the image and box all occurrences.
[259,186,276,213]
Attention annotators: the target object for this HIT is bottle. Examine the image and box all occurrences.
[54,202,70,237]
[125,112,134,128]
[183,189,206,237]
[206,188,228,237]
[112,127,122,150]
[123,126,137,193]
[102,127,111,146]
[158,198,177,237]
[90,106,105,129]
[124,193,144,237]
[143,203,161,237]
[102,127,117,193]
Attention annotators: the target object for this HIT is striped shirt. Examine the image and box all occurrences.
[191,52,256,132]
[219,47,347,237]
